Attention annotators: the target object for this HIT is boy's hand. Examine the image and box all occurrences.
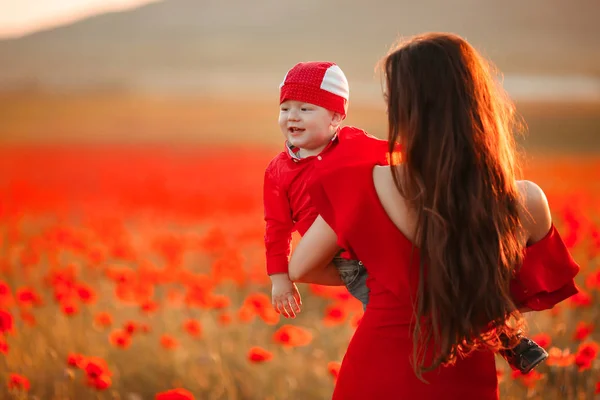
[270,273,302,318]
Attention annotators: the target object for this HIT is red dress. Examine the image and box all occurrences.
[308,163,580,400]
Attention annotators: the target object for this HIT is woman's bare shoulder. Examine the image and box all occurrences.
[515,180,553,244]
[372,165,398,197]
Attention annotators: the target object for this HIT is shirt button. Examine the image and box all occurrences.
[317,156,322,160]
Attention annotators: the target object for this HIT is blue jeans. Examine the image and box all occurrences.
[333,256,369,310]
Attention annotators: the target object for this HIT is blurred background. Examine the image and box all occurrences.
[1,1,600,399]
[1,0,599,151]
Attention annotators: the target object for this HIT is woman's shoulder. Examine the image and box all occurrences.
[515,180,552,244]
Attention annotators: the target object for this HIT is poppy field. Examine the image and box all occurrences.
[0,145,599,400]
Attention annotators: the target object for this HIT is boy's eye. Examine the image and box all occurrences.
[280,108,289,111]
[301,108,310,111]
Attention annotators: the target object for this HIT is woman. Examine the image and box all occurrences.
[288,33,580,399]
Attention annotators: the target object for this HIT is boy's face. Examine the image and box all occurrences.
[279,100,342,151]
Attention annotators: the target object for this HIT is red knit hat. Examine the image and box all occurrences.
[279,61,349,116]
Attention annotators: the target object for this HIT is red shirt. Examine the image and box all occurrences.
[263,126,389,275]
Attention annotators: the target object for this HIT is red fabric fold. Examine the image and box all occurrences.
[510,225,580,310]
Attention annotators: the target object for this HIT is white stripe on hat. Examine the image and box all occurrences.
[279,71,288,89]
[320,65,349,100]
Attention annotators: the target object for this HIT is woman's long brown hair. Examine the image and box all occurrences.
[380,33,525,380]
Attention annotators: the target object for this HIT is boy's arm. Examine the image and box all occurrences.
[264,167,302,318]
[263,168,294,276]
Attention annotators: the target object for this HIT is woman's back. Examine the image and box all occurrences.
[371,165,553,249]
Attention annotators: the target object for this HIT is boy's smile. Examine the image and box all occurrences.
[288,127,305,136]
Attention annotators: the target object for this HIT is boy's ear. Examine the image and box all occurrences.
[331,112,345,126]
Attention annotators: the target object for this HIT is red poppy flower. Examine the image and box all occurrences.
[208,294,231,310]
[0,338,8,354]
[243,293,270,314]
[217,312,232,326]
[155,388,195,400]
[327,361,341,380]
[237,304,256,323]
[573,321,594,341]
[546,347,575,367]
[585,270,600,291]
[183,319,202,338]
[7,373,30,391]
[0,281,12,307]
[323,303,348,326]
[511,369,542,388]
[84,357,111,379]
[76,283,96,304]
[0,309,14,334]
[15,287,43,307]
[247,346,273,363]
[570,290,592,307]
[0,280,10,298]
[61,302,78,316]
[67,353,86,368]
[272,325,313,347]
[89,374,112,391]
[530,333,551,349]
[258,306,280,326]
[94,312,113,328]
[160,334,178,350]
[123,321,138,335]
[241,293,277,323]
[140,299,160,314]
[20,310,36,326]
[575,341,599,371]
[109,329,132,349]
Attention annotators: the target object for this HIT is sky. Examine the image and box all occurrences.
[0,0,158,38]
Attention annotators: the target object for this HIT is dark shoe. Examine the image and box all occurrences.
[498,334,549,374]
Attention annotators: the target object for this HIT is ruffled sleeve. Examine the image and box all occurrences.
[510,225,580,311]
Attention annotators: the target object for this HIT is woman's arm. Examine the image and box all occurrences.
[289,216,344,286]
[293,262,345,286]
